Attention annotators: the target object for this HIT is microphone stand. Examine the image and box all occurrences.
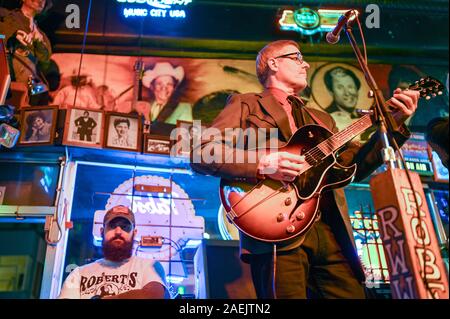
[344,19,449,299]
[344,22,399,169]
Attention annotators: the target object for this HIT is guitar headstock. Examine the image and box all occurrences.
[134,60,145,78]
[409,76,445,100]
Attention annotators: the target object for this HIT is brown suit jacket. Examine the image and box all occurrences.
[190,91,411,281]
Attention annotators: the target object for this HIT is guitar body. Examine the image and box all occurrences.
[218,77,443,242]
[219,124,357,242]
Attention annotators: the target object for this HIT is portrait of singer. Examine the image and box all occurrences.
[323,66,361,118]
[107,116,138,150]
[133,62,193,125]
[74,110,97,142]
[22,109,52,142]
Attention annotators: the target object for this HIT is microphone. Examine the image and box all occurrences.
[326,10,357,44]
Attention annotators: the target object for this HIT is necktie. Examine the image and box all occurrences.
[287,95,307,128]
[152,103,163,121]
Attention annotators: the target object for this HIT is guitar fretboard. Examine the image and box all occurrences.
[304,114,373,165]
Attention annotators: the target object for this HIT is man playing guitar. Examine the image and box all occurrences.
[191,40,419,299]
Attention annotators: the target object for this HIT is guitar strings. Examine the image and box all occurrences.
[305,82,435,162]
[304,115,372,162]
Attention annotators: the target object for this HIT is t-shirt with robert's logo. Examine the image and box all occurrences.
[58,256,167,299]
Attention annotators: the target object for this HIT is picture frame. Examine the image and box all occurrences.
[63,108,105,148]
[143,134,172,155]
[18,106,58,146]
[104,112,141,152]
[428,145,449,183]
[175,120,194,157]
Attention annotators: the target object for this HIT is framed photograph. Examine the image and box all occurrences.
[428,145,449,183]
[174,120,194,157]
[63,108,104,148]
[143,134,172,155]
[104,113,141,151]
[18,106,58,146]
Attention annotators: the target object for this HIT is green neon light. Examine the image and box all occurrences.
[279,8,354,36]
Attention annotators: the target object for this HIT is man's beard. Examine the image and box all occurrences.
[102,235,134,262]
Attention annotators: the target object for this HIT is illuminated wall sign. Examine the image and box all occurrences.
[401,133,434,176]
[116,0,193,19]
[279,8,353,36]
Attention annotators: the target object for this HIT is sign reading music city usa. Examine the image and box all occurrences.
[116,0,193,19]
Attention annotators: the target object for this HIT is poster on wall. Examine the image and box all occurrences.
[49,54,449,139]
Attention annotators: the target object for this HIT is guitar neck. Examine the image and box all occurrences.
[131,61,144,109]
[305,114,373,163]
[306,75,444,163]
[131,72,140,109]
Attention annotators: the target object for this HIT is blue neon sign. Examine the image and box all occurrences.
[117,0,193,19]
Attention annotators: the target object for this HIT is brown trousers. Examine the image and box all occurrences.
[249,220,366,299]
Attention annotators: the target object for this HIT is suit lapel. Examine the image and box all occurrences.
[258,91,292,141]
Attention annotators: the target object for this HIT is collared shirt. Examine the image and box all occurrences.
[266,87,305,134]
[151,102,164,121]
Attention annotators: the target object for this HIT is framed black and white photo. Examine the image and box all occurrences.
[18,106,58,146]
[104,113,141,151]
[144,134,172,155]
[63,108,104,148]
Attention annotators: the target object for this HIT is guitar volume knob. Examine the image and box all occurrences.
[296,212,305,220]
[284,197,292,206]
[286,225,295,233]
[277,213,285,222]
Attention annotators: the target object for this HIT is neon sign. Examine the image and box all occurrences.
[116,0,193,19]
[279,8,356,36]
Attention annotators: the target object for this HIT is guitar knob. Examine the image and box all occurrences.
[277,213,285,222]
[296,212,305,220]
[285,197,292,206]
[286,225,295,233]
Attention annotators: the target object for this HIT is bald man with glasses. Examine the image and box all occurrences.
[191,40,419,299]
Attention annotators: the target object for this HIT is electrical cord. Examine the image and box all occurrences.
[272,244,277,299]
[71,0,93,109]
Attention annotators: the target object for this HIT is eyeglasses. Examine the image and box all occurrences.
[106,218,133,233]
[274,51,304,65]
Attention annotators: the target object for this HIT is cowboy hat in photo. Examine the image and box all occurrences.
[142,62,184,88]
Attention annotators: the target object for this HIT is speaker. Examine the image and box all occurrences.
[194,239,256,299]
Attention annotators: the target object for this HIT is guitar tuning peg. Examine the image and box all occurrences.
[438,91,443,95]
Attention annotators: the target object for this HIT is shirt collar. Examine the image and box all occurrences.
[265,87,305,106]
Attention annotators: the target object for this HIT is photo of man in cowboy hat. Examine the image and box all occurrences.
[134,62,192,125]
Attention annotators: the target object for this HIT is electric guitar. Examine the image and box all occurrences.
[219,77,444,242]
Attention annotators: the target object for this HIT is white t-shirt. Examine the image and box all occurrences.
[58,256,167,299]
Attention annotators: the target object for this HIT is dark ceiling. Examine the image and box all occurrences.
[2,0,448,65]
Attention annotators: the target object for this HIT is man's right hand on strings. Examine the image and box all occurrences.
[257,152,307,182]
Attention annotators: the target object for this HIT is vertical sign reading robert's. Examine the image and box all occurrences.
[116,0,193,19]
[370,169,449,299]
